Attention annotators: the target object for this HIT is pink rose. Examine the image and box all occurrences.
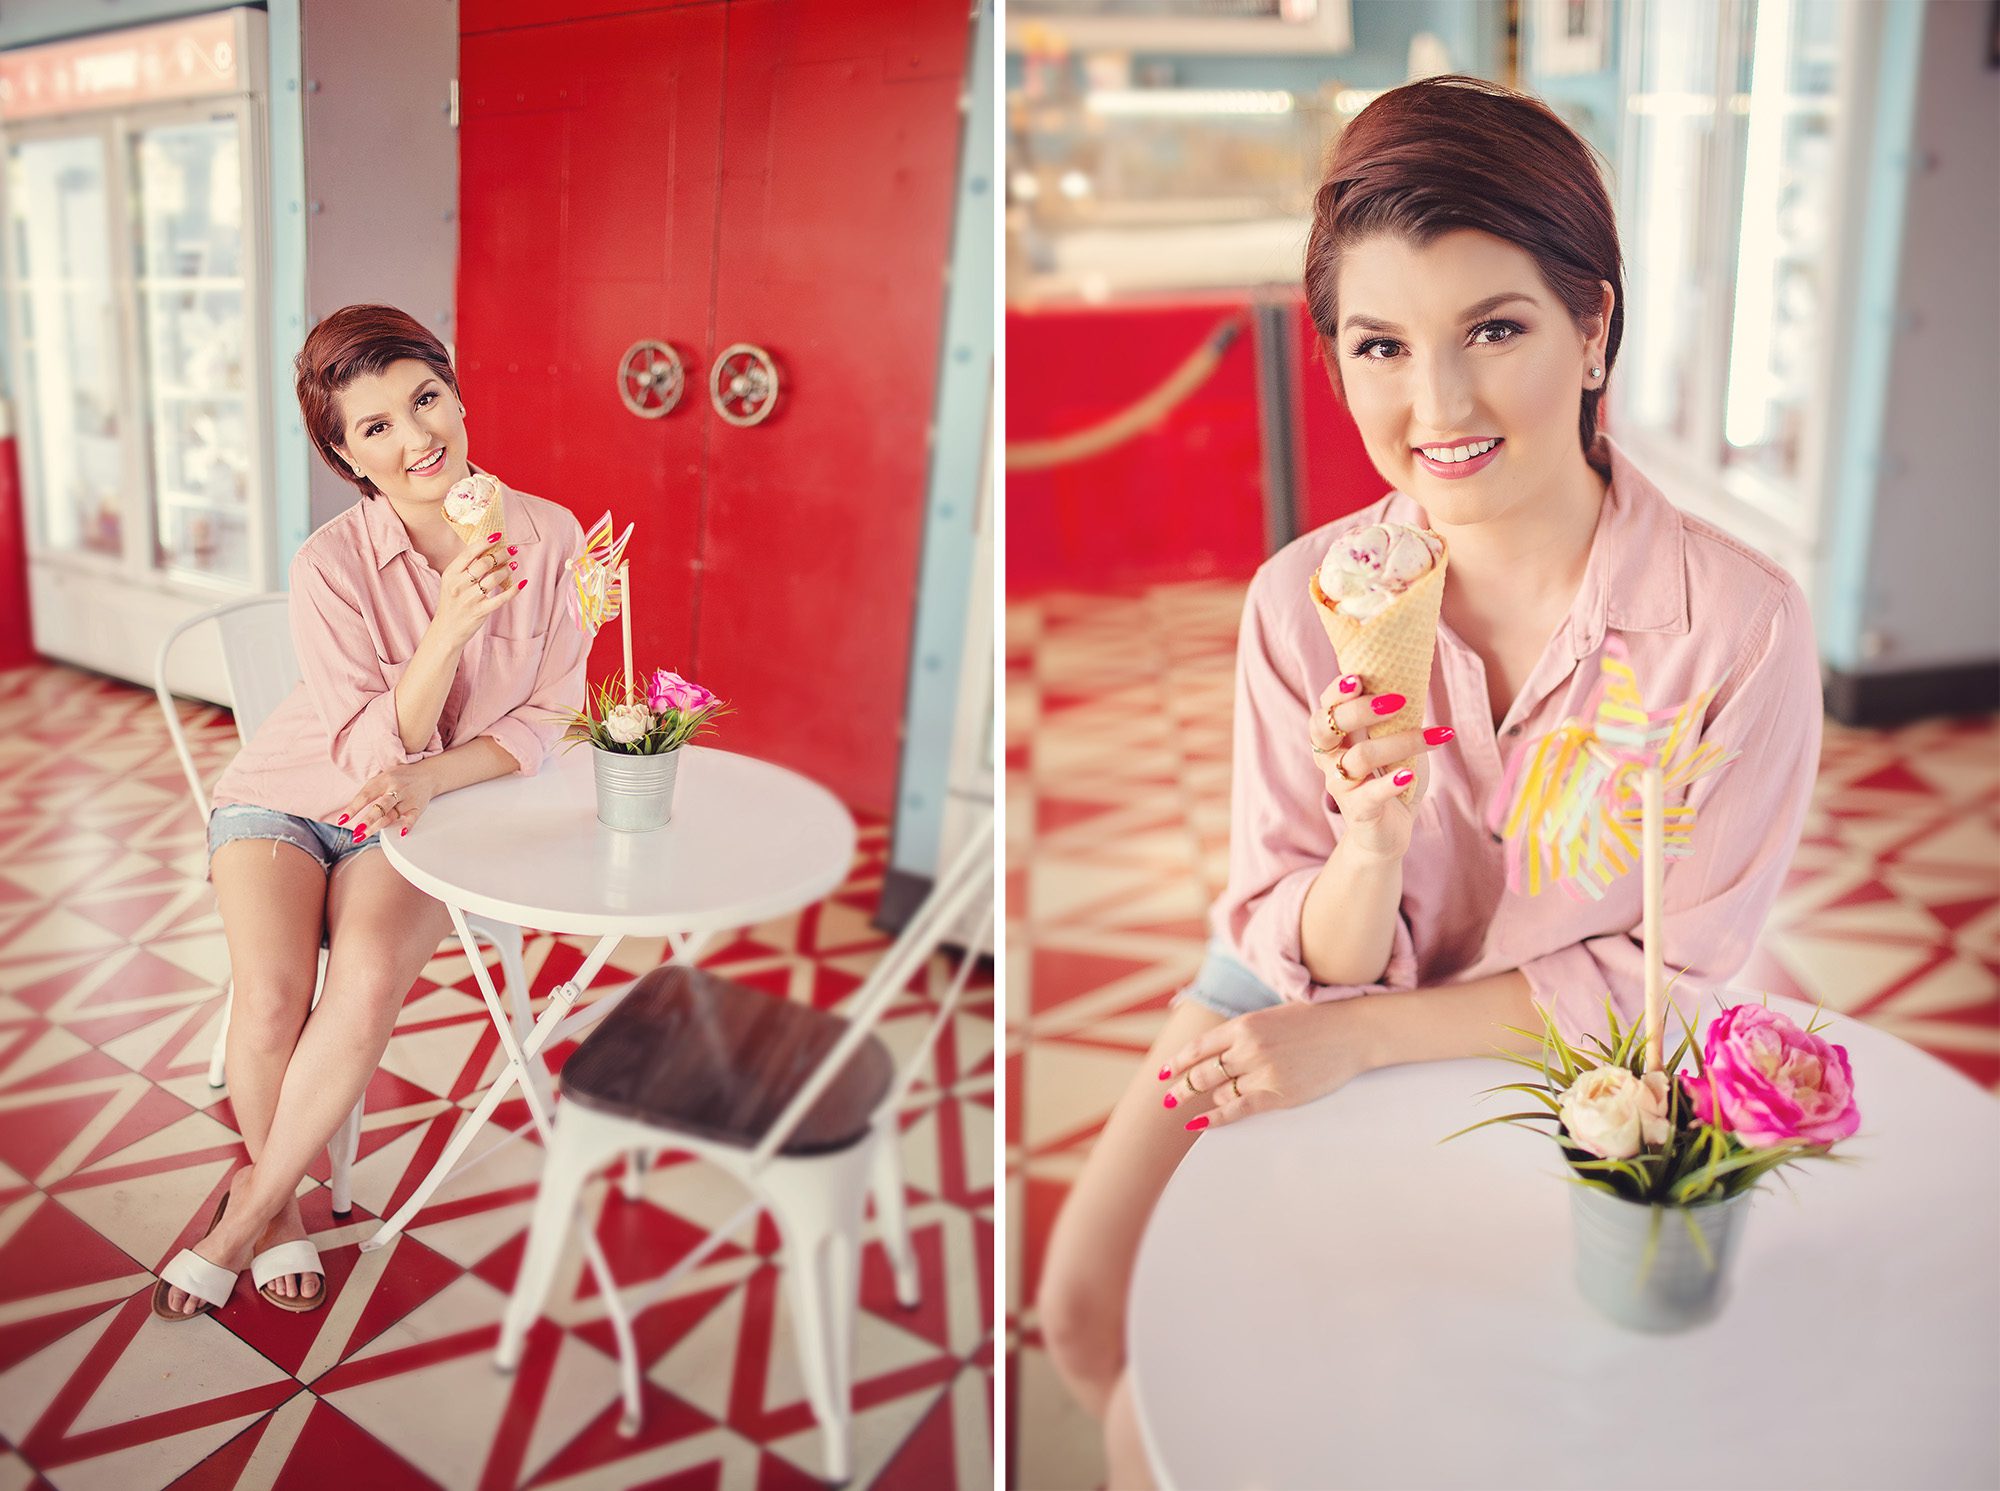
[646,668,715,716]
[1679,1004,1860,1148]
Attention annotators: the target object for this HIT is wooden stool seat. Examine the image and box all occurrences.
[559,965,895,1156]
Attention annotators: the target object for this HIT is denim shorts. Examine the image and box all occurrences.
[1173,939,1285,1018]
[206,803,381,880]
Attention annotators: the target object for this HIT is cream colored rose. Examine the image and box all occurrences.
[604,703,652,745]
[1558,1066,1653,1160]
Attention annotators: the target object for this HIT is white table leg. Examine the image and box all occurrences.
[362,909,625,1252]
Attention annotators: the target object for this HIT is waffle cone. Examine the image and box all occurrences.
[444,480,505,548]
[1308,544,1449,805]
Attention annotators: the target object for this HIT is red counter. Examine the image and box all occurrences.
[1005,291,1386,596]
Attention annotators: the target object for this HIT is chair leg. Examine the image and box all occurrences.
[869,1118,921,1309]
[208,984,233,1088]
[758,1143,872,1484]
[497,1103,629,1374]
[328,1098,364,1217]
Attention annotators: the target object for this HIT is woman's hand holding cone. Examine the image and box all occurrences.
[1308,671,1457,861]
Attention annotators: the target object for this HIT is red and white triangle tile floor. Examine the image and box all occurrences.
[0,662,994,1491]
[1002,580,2000,1491]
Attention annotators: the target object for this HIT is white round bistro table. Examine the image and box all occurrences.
[369,744,852,1421]
[1129,992,2000,1491]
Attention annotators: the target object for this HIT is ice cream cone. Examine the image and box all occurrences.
[1308,542,1449,806]
[442,473,505,548]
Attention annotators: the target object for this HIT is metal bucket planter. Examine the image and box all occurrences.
[1570,1184,1752,1332]
[592,746,681,832]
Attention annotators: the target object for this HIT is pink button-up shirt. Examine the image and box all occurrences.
[1215,434,1824,1044]
[210,483,591,823]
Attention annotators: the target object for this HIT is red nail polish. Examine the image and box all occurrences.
[1372,693,1407,716]
[400,826,409,837]
[337,814,349,825]
[1393,769,1415,787]
[354,824,366,838]
[509,561,518,570]
[1339,674,1360,694]
[1185,1116,1209,1132]
[486,532,501,542]
[1424,726,1455,745]
[1163,1094,1178,1109]
[506,546,518,555]
[1157,1066,1171,1081]
[517,578,527,590]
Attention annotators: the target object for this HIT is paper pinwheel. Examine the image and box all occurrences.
[564,511,634,637]
[1486,635,1738,902]
[1486,636,1741,1071]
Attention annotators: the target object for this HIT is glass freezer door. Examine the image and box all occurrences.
[5,131,125,561]
[130,111,253,587]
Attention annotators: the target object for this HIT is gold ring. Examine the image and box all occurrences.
[386,788,399,801]
[1330,747,1367,787]
[1214,1055,1232,1082]
[1231,1075,1243,1100]
[1184,1066,1205,1095]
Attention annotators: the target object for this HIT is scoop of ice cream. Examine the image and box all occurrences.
[1318,522,1445,620]
[442,473,500,526]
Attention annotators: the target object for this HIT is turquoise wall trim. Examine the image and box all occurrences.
[890,0,995,881]
[1518,0,1625,165]
[1819,0,1924,673]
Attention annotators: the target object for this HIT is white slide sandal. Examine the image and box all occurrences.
[150,1192,237,1322]
[251,1239,327,1313]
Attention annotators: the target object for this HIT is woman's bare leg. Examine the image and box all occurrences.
[162,839,327,1315]
[1036,1000,1227,1420]
[195,850,452,1268]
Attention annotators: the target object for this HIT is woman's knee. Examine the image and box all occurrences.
[229,975,316,1051]
[1036,1254,1124,1397]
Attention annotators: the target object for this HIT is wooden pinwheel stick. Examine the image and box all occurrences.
[620,562,635,705]
[1642,763,1665,1073]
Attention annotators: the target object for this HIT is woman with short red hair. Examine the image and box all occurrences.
[154,305,589,1319]
[1035,78,1823,1486]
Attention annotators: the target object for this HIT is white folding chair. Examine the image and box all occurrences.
[495,811,995,1480]
[154,594,530,1216]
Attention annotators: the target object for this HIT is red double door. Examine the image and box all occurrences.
[457,0,969,812]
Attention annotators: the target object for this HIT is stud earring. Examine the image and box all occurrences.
[1588,366,1602,382]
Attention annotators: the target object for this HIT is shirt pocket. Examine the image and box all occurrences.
[468,628,553,708]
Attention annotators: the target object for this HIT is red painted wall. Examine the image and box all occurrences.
[456,0,967,814]
[0,426,31,670]
[1294,303,1390,535]
[1005,292,1387,596]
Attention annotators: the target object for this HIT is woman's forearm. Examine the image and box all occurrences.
[393,628,465,753]
[1299,836,1405,986]
[410,736,518,797]
[1348,968,1544,1073]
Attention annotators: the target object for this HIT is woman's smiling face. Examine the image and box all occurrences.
[1332,228,1611,526]
[332,358,470,502]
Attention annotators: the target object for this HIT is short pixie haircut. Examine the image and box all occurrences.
[295,304,461,498]
[1304,75,1625,459]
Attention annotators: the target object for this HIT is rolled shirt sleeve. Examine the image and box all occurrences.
[1215,563,1422,1006]
[290,549,444,780]
[1519,582,1824,1047]
[478,517,591,775]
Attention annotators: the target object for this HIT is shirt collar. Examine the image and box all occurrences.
[1382,431,1688,660]
[361,470,541,573]
[1564,432,1689,657]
